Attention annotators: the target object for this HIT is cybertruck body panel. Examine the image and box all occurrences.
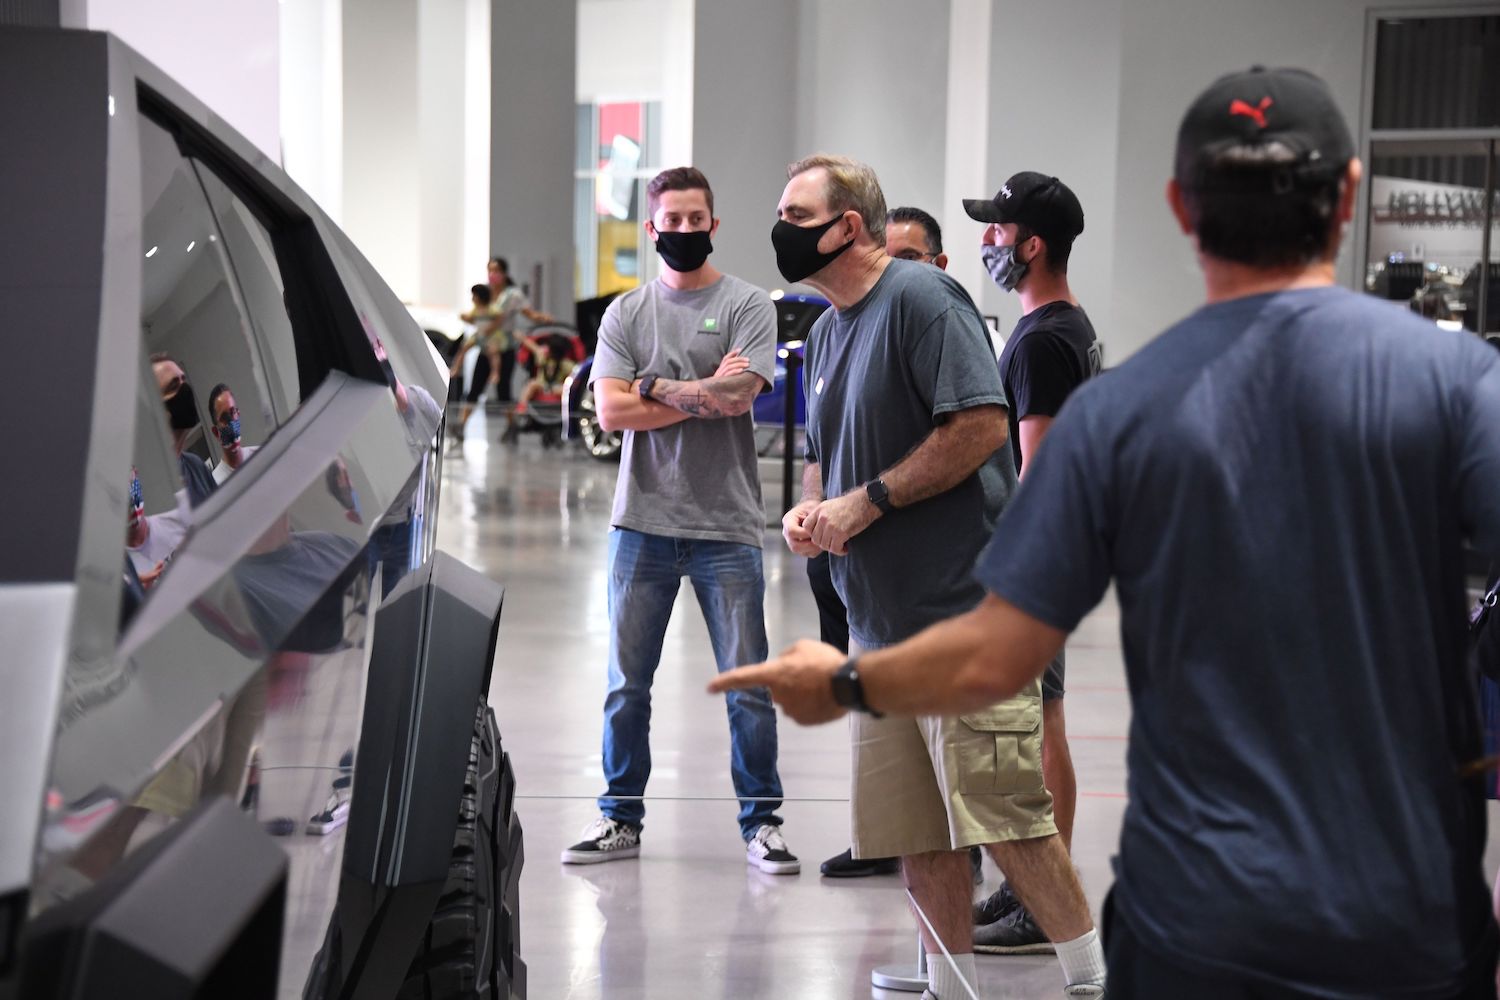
[0,26,523,999]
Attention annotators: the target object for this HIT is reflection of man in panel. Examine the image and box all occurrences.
[124,466,187,590]
[150,351,217,507]
[209,383,259,483]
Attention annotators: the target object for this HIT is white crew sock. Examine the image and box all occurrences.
[1054,928,1107,986]
[927,951,978,999]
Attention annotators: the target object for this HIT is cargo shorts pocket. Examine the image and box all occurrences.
[954,701,1042,794]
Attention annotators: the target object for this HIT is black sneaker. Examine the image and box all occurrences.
[973,902,1054,955]
[973,880,1021,926]
[820,847,900,878]
[746,824,800,875]
[560,816,641,865]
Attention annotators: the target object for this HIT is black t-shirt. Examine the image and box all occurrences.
[975,287,1500,996]
[995,301,1100,474]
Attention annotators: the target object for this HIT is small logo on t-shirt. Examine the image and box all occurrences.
[697,317,719,334]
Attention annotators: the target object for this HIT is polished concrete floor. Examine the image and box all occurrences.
[436,414,1497,999]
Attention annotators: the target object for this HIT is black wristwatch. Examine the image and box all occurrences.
[865,478,894,515]
[831,657,883,717]
[638,374,659,400]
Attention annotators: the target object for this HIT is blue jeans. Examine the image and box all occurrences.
[600,528,783,840]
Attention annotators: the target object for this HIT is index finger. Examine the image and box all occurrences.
[707,662,779,695]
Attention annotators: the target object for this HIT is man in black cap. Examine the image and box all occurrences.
[963,172,1101,954]
[715,66,1500,997]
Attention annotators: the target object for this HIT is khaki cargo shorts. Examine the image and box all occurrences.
[849,651,1055,859]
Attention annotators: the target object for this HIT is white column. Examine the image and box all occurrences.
[461,0,492,306]
[491,0,576,318]
[342,0,421,301]
[418,0,470,309]
[279,0,343,223]
[941,0,992,309]
[692,0,799,293]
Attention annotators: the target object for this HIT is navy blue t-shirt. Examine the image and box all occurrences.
[975,286,1500,996]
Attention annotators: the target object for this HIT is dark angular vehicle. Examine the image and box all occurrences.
[0,26,524,1000]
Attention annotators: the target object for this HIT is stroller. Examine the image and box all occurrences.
[501,326,586,448]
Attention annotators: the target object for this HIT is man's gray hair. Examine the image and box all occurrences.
[787,154,887,246]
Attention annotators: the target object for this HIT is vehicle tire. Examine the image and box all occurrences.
[398,703,526,999]
[576,389,622,462]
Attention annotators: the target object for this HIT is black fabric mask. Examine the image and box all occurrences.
[771,215,855,284]
[165,383,199,431]
[653,228,714,273]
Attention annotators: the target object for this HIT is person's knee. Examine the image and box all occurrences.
[901,848,971,882]
[985,831,1066,868]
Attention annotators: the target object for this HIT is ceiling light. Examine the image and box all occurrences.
[108,96,115,117]
[186,241,196,253]
[145,246,158,258]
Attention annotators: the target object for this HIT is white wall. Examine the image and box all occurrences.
[794,0,951,233]
[979,0,1124,338]
[86,0,280,161]
[1103,0,1482,361]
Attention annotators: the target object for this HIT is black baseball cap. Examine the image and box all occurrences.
[963,172,1085,243]
[1174,66,1354,190]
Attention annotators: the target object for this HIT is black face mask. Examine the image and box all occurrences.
[771,214,855,284]
[653,228,713,273]
[165,383,199,431]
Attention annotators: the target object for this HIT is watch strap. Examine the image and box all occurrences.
[865,478,894,514]
[831,657,883,718]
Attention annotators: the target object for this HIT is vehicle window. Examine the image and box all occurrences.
[126,115,282,617]
[190,165,305,421]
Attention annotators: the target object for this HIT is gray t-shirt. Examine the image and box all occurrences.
[590,274,777,548]
[804,259,1017,647]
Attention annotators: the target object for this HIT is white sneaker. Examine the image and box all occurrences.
[1064,985,1105,998]
[560,816,641,864]
[745,824,800,875]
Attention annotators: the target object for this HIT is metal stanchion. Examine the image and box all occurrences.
[871,936,928,992]
[781,349,803,515]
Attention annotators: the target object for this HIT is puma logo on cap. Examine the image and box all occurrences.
[1229,96,1273,128]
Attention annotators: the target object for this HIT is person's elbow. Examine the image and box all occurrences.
[718,377,765,418]
[952,645,1029,710]
[951,597,1059,709]
[980,408,1008,456]
[595,387,626,432]
[721,390,756,418]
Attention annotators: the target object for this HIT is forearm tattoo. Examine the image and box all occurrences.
[651,372,760,418]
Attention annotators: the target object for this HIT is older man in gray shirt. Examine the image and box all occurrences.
[772,154,1105,999]
[560,166,799,876]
